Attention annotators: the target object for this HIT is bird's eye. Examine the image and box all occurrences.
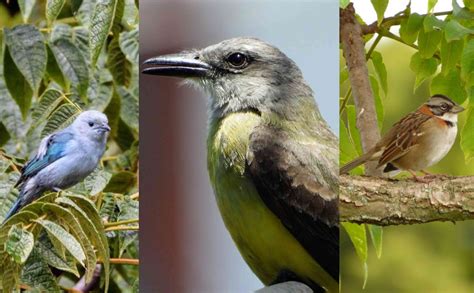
[226,52,248,68]
[440,103,448,110]
[88,122,94,127]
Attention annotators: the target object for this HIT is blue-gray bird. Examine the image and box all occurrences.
[3,110,110,222]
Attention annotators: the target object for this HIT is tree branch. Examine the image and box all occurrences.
[340,3,381,176]
[340,175,474,225]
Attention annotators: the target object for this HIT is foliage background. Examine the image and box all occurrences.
[0,0,138,291]
[340,0,474,292]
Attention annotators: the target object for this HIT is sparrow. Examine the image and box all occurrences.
[340,94,464,181]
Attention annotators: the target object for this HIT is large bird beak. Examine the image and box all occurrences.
[451,104,465,113]
[142,53,211,77]
[97,124,111,132]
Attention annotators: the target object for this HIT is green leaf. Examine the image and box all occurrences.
[50,23,72,42]
[119,28,138,64]
[65,194,110,291]
[370,0,388,24]
[445,20,474,42]
[370,75,384,128]
[370,51,387,94]
[90,0,118,65]
[418,28,442,59]
[1,260,20,293]
[104,171,136,193]
[31,89,64,126]
[3,46,33,120]
[4,25,47,94]
[409,52,439,90]
[440,38,464,75]
[20,247,61,292]
[400,13,424,44]
[461,101,474,162]
[340,0,350,8]
[117,86,138,130]
[428,0,438,13]
[46,0,66,24]
[340,116,363,175]
[18,0,36,22]
[34,219,86,266]
[70,0,83,14]
[83,168,112,195]
[367,224,383,258]
[90,83,114,111]
[0,122,11,147]
[342,222,368,286]
[42,104,80,136]
[46,45,67,88]
[36,234,79,277]
[5,224,34,264]
[423,14,445,32]
[430,69,467,104]
[461,39,474,87]
[40,203,97,283]
[50,38,89,98]
[107,36,131,87]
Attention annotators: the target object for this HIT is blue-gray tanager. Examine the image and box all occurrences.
[3,110,110,222]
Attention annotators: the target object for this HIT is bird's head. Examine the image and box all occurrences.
[142,37,313,118]
[423,94,464,124]
[72,110,110,141]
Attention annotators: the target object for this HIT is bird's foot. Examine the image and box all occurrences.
[52,187,63,193]
[408,170,434,183]
[420,171,450,180]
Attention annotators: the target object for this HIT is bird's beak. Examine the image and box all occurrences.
[451,104,465,113]
[97,124,111,132]
[142,53,211,77]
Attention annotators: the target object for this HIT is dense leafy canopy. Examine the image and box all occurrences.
[0,0,138,291]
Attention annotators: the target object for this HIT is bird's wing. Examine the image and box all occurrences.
[246,124,339,281]
[377,111,431,167]
[15,132,74,187]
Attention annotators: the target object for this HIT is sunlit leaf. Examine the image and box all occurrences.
[430,69,467,104]
[461,39,474,87]
[32,89,64,126]
[119,28,138,63]
[410,52,438,90]
[400,13,424,44]
[418,29,442,59]
[342,222,368,286]
[370,0,388,24]
[83,168,112,195]
[423,14,445,32]
[34,219,86,266]
[461,101,474,162]
[90,0,118,65]
[5,224,34,264]
[440,38,464,75]
[370,51,387,94]
[445,19,474,42]
[36,234,79,276]
[367,224,383,258]
[46,0,66,24]
[42,104,80,136]
[428,0,438,12]
[18,0,36,23]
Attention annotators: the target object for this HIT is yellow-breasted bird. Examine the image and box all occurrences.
[143,37,339,292]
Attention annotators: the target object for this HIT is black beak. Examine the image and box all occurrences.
[142,53,211,77]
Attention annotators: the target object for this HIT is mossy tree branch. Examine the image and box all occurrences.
[340,175,474,225]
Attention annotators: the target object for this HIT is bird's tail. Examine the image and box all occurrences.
[2,198,22,224]
[339,150,377,175]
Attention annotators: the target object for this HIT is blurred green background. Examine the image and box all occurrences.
[340,40,474,292]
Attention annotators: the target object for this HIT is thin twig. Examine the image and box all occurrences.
[104,218,138,227]
[104,225,139,232]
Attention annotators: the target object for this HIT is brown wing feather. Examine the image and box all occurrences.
[377,111,431,167]
[246,124,339,281]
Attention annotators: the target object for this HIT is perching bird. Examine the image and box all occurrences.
[3,110,110,222]
[340,95,464,180]
[143,37,339,292]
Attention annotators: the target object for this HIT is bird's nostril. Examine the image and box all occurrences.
[194,56,200,60]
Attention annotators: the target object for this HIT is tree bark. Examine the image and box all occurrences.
[340,3,382,176]
[340,175,474,225]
